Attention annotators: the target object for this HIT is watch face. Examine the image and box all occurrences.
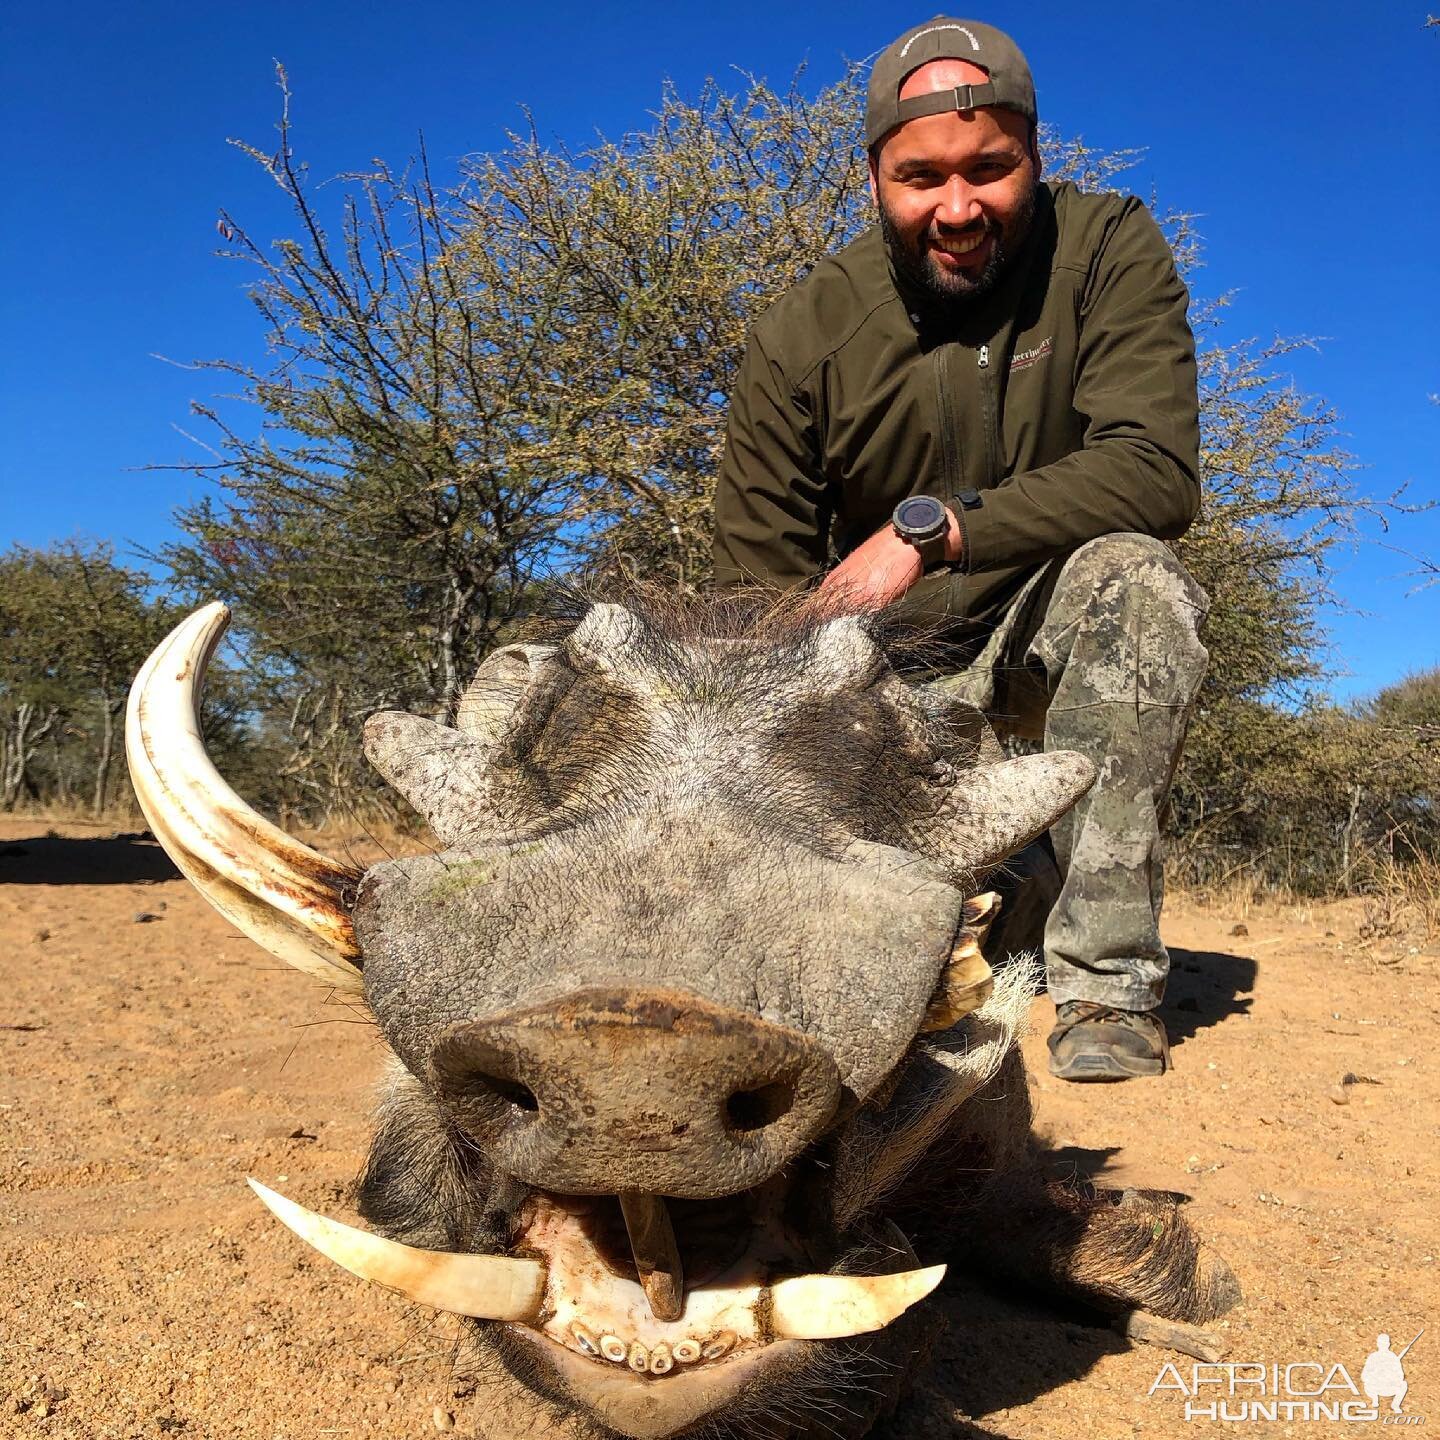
[894,495,946,539]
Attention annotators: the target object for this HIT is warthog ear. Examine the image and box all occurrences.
[369,641,559,844]
[804,616,886,690]
[363,713,493,847]
[564,602,642,671]
[920,751,1096,877]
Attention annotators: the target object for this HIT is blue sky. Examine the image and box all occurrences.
[2,1,1436,700]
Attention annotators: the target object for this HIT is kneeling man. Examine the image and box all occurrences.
[712,17,1209,1081]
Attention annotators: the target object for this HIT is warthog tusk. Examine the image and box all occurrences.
[920,931,994,1033]
[126,604,364,993]
[619,1192,685,1323]
[250,1177,939,1342]
[248,1178,546,1322]
[768,1264,947,1339]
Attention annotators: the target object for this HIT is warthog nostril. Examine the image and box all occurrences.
[724,1079,794,1133]
[469,1072,539,1114]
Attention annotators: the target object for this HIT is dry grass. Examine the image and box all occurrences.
[3,800,431,869]
[1169,870,1294,919]
[1357,851,1440,948]
[14,797,1437,950]
[3,799,145,828]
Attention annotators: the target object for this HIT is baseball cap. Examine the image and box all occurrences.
[865,17,1037,148]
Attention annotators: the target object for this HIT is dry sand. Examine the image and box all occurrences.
[2,819,1435,1438]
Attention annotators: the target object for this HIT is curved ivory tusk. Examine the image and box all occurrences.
[248,1178,546,1322]
[769,1263,946,1339]
[126,603,363,992]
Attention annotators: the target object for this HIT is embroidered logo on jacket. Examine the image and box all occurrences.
[1010,337,1053,372]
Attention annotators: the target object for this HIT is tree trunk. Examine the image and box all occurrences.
[92,701,117,817]
[1338,783,1363,889]
[2,703,60,810]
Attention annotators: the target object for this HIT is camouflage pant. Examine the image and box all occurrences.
[932,533,1210,1011]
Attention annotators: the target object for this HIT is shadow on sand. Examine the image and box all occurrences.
[876,1271,1135,1439]
[1159,946,1259,1047]
[0,831,179,886]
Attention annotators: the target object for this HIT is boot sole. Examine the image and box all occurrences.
[1048,1049,1166,1082]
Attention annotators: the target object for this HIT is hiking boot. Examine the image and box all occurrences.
[1047,1001,1170,1081]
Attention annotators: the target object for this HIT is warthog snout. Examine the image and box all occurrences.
[431,985,842,1198]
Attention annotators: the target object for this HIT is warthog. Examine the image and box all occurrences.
[127,593,1238,1439]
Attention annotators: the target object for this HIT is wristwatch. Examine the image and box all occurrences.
[891,495,955,572]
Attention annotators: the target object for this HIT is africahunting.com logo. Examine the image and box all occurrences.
[1150,1330,1425,1424]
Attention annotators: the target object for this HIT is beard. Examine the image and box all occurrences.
[879,183,1036,317]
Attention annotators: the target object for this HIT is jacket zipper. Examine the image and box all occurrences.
[977,343,1000,485]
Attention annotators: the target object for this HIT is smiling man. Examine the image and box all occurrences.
[713,18,1210,1081]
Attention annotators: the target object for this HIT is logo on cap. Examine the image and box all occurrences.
[899,23,983,57]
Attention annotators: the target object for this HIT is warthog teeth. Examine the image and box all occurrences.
[768,1265,947,1339]
[701,1329,738,1360]
[247,1178,545,1322]
[671,1339,702,1364]
[571,1322,600,1355]
[600,1335,629,1363]
[649,1342,673,1375]
[627,1341,649,1373]
[619,1192,685,1324]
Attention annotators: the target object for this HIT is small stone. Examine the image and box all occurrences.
[433,1406,455,1431]
[132,911,161,924]
[1329,1084,1350,1106]
[33,927,49,943]
[1229,922,1249,937]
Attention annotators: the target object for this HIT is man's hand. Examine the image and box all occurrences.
[818,506,963,610]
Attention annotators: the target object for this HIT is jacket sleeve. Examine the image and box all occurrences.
[711,326,831,589]
[955,199,1201,575]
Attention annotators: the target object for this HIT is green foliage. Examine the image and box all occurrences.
[0,541,181,812]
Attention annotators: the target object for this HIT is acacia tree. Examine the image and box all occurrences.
[158,71,590,810]
[0,553,64,807]
[0,541,178,813]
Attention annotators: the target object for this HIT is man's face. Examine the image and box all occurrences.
[869,60,1039,313]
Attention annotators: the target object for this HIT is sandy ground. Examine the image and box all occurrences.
[2,818,1436,1439]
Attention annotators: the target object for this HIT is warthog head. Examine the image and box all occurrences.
[127,594,1096,1439]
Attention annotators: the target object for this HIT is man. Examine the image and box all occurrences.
[712,17,1210,1081]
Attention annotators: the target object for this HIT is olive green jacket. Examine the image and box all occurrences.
[712,181,1200,637]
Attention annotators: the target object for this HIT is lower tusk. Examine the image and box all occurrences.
[768,1264,946,1339]
[619,1192,685,1323]
[920,932,994,1032]
[248,1178,545,1322]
